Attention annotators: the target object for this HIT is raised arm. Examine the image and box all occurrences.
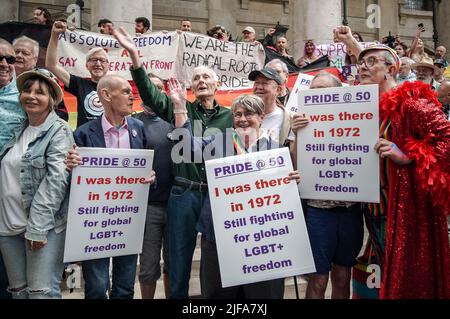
[112,27,142,69]
[45,21,70,86]
[333,26,363,60]
[168,78,189,128]
[112,26,175,121]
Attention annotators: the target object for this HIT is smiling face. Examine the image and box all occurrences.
[14,41,37,76]
[0,44,15,88]
[252,74,280,102]
[86,50,109,82]
[19,79,53,119]
[191,67,219,99]
[233,104,264,136]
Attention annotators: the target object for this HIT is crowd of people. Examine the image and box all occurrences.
[0,6,449,300]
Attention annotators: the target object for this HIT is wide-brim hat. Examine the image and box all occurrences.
[16,68,64,105]
[411,56,439,73]
[358,43,401,71]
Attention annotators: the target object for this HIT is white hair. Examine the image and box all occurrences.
[13,36,39,58]
[192,65,219,82]
[86,47,109,63]
[265,59,289,75]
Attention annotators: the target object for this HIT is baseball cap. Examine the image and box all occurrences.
[248,67,283,85]
[358,43,401,71]
[243,26,255,34]
[434,58,448,68]
[16,68,64,105]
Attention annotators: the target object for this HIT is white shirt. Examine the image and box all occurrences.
[0,125,42,235]
[261,107,294,144]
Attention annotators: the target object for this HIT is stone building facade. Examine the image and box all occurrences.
[1,0,448,61]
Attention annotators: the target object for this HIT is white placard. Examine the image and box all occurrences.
[205,148,315,287]
[64,147,153,262]
[285,73,314,113]
[297,84,379,202]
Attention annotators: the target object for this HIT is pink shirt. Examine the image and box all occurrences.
[101,114,131,149]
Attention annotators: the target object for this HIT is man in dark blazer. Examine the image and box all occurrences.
[72,74,155,299]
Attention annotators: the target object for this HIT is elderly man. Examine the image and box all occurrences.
[13,36,68,121]
[435,45,447,59]
[265,59,290,106]
[0,38,25,299]
[433,59,448,84]
[411,56,440,90]
[335,26,450,299]
[113,27,232,299]
[46,21,109,127]
[396,57,416,84]
[71,75,154,299]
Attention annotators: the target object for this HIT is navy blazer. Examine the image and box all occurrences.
[74,116,147,149]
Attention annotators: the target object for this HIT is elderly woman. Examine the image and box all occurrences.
[169,80,300,298]
[0,68,74,299]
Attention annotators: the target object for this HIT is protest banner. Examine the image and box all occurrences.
[315,42,375,70]
[176,32,265,90]
[296,84,379,202]
[57,30,179,80]
[56,30,265,89]
[64,147,154,262]
[205,148,315,287]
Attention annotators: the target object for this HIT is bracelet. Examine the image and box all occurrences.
[174,110,188,114]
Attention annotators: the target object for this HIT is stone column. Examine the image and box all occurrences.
[208,0,237,40]
[1,0,19,23]
[378,0,399,42]
[289,0,342,62]
[437,0,450,58]
[91,0,152,34]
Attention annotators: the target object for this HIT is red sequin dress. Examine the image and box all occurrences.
[379,81,450,299]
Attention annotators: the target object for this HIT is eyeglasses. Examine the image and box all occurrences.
[233,111,258,119]
[357,56,389,68]
[88,58,109,64]
[0,55,16,64]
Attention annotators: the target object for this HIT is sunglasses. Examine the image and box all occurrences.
[0,55,16,64]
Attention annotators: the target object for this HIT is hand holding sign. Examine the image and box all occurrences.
[291,113,309,133]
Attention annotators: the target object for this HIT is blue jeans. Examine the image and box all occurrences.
[0,230,65,299]
[0,252,11,299]
[82,254,138,299]
[167,185,206,299]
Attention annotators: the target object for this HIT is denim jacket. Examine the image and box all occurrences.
[0,111,74,241]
